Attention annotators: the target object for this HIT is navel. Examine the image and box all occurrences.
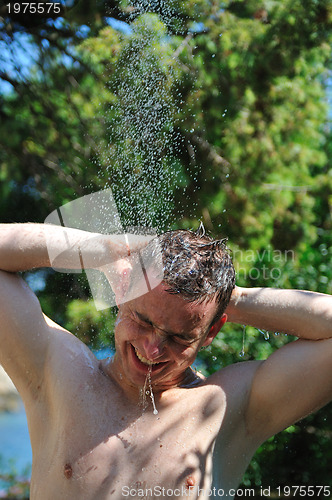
[64,463,73,479]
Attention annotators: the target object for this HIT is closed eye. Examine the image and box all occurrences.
[134,311,196,345]
[172,335,196,346]
[134,312,153,328]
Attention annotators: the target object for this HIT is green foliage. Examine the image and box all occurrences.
[65,298,117,349]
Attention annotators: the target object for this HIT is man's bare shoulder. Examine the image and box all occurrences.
[21,314,101,422]
[43,317,101,389]
[26,320,103,439]
[206,359,262,387]
[203,360,263,419]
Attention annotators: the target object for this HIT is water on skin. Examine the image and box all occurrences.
[147,368,158,415]
[139,375,148,411]
[140,365,158,415]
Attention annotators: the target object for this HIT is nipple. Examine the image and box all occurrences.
[64,463,73,479]
[185,475,195,489]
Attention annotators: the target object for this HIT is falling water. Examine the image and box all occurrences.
[258,329,270,340]
[98,1,189,231]
[146,366,158,415]
[140,366,158,415]
[239,325,246,357]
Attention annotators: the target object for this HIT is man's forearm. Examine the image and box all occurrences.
[226,286,332,340]
[0,223,120,272]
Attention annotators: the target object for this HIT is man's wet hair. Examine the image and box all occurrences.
[156,225,235,326]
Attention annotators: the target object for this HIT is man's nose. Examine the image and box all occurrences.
[142,331,165,360]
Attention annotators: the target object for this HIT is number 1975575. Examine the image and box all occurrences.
[6,3,61,14]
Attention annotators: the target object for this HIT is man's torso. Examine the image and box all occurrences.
[26,346,260,500]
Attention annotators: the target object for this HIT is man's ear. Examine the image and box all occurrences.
[202,313,227,347]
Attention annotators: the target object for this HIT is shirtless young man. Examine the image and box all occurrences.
[0,222,332,499]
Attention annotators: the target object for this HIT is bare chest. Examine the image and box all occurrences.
[31,384,226,499]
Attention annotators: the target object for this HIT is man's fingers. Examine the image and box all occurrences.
[125,234,155,254]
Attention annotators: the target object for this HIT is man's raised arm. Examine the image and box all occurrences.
[226,286,332,340]
[226,286,332,440]
[0,223,152,400]
[0,222,145,272]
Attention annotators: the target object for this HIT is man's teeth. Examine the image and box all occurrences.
[135,347,159,365]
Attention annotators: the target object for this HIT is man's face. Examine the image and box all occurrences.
[112,283,223,393]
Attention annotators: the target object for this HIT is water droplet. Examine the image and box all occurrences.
[240,325,246,357]
[140,365,158,415]
[258,329,270,340]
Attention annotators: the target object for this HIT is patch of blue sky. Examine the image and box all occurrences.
[188,21,206,34]
[92,346,115,359]
[45,16,65,28]
[0,79,13,95]
[77,24,91,38]
[25,270,47,294]
[62,0,76,7]
[0,32,39,94]
[45,16,90,39]
[326,73,332,119]
[105,17,133,35]
[0,18,88,96]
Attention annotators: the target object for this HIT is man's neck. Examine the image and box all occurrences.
[100,357,205,404]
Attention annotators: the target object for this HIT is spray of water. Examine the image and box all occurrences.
[99,4,187,231]
[120,0,184,34]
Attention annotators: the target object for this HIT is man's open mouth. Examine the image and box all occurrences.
[131,345,167,371]
[134,347,159,365]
